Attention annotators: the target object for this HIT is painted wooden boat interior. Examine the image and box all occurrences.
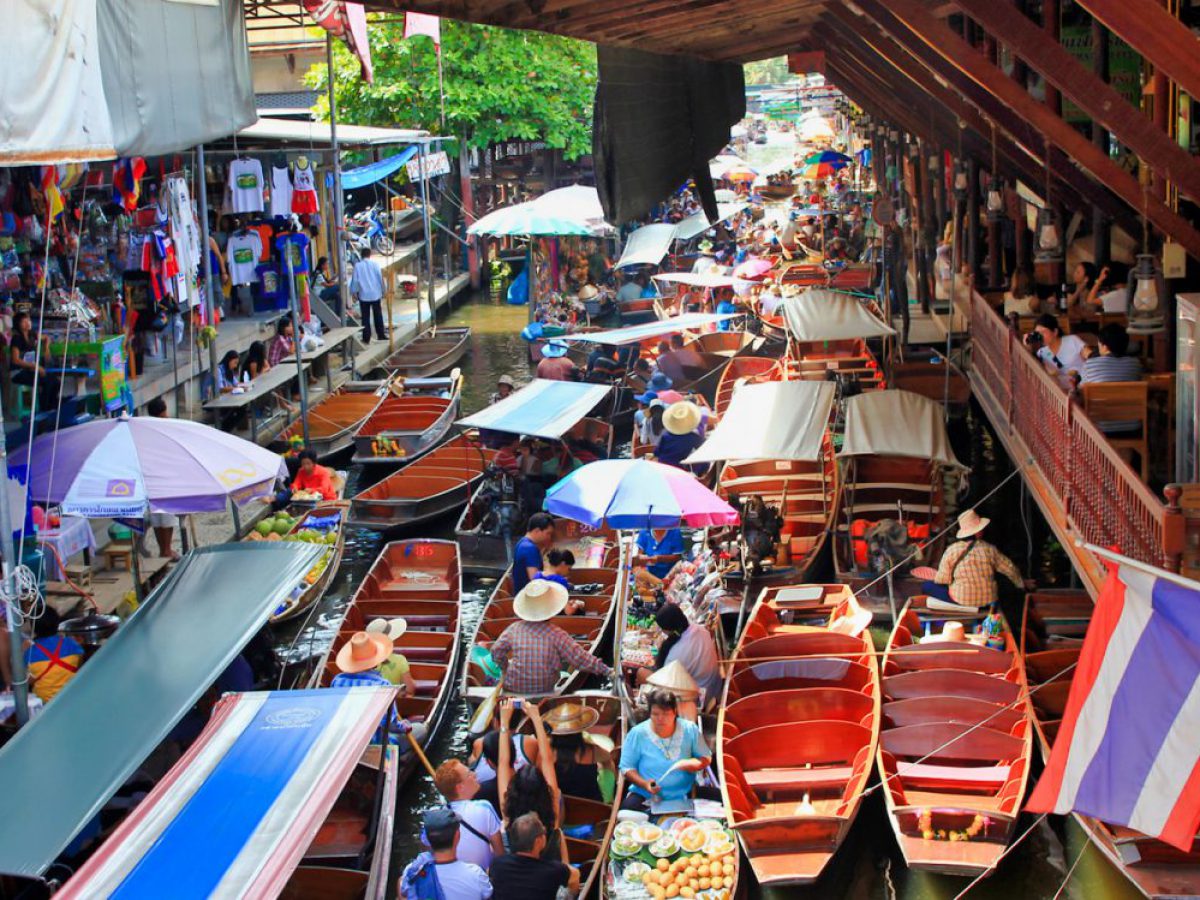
[381,327,471,376]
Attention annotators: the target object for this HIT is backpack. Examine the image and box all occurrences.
[401,852,445,900]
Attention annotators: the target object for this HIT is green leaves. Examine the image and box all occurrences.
[304,19,597,159]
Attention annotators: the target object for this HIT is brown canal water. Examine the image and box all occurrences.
[276,293,1138,900]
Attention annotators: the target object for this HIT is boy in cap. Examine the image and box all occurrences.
[400,807,493,900]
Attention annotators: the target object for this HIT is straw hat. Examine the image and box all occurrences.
[336,631,393,673]
[366,617,408,641]
[542,339,570,359]
[497,374,516,388]
[956,509,990,539]
[542,700,601,734]
[698,240,715,255]
[513,579,570,622]
[922,620,967,643]
[663,401,703,435]
[578,284,600,301]
[646,661,700,700]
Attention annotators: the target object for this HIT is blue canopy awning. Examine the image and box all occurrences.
[457,379,611,440]
[0,542,322,879]
[559,313,737,346]
[340,145,419,190]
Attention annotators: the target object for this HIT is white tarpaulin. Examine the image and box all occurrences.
[559,313,736,346]
[4,0,116,162]
[838,390,962,467]
[652,272,737,289]
[673,203,749,242]
[615,223,678,269]
[685,380,835,464]
[457,379,611,440]
[782,288,896,341]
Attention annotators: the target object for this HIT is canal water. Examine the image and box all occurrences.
[277,286,1135,898]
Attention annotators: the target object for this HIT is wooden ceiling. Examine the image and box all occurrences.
[373,0,1200,255]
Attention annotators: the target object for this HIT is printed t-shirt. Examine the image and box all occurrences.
[227,159,265,214]
[226,232,263,285]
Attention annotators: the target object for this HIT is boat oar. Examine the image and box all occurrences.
[404,728,439,781]
[469,678,504,736]
[581,730,615,754]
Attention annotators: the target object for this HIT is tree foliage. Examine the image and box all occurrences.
[305,19,597,159]
[743,57,797,86]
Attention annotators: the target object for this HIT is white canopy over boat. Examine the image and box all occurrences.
[652,271,738,289]
[558,313,736,345]
[838,390,963,467]
[685,380,836,464]
[672,202,749,242]
[457,379,611,440]
[782,288,896,341]
[615,223,678,269]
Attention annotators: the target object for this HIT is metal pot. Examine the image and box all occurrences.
[60,610,120,651]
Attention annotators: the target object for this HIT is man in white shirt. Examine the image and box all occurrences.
[400,808,493,900]
[435,759,504,870]
[350,248,386,343]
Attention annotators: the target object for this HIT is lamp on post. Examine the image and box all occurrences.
[953,163,969,201]
[1126,253,1167,335]
[986,177,1005,222]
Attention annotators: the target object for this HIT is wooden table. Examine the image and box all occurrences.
[203,361,309,441]
[281,326,359,392]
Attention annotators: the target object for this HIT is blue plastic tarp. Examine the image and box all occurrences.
[340,145,418,190]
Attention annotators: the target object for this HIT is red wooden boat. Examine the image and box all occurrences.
[719,583,880,886]
[350,371,462,466]
[877,604,1034,876]
[1022,590,1200,899]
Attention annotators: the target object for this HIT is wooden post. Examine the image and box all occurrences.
[967,158,981,281]
[387,269,396,355]
[1092,16,1111,265]
[1044,0,1062,115]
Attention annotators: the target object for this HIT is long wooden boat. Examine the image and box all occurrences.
[892,356,971,417]
[461,555,619,708]
[378,327,471,378]
[275,381,388,460]
[617,296,658,324]
[714,356,782,416]
[789,336,884,389]
[650,331,759,405]
[719,583,880,886]
[760,182,797,200]
[348,431,497,530]
[350,371,462,467]
[312,539,463,786]
[268,502,348,625]
[1022,590,1200,899]
[455,418,615,572]
[877,604,1034,876]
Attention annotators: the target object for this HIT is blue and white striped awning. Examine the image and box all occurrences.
[458,379,611,440]
[559,313,737,346]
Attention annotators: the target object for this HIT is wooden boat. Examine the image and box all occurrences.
[461,554,619,707]
[455,418,615,573]
[719,583,880,886]
[348,432,497,530]
[877,604,1034,876]
[275,381,388,460]
[270,502,348,624]
[350,371,462,466]
[714,356,782,416]
[617,295,658,324]
[789,336,884,389]
[378,326,471,378]
[280,745,399,900]
[1022,590,1200,899]
[892,355,971,417]
[760,182,797,201]
[644,331,758,405]
[312,539,463,786]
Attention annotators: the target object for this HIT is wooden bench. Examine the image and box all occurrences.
[1080,380,1150,480]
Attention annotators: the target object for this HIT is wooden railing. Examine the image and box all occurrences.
[966,291,1185,574]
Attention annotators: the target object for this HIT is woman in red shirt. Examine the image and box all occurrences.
[291,449,336,499]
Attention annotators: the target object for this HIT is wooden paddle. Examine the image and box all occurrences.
[407,730,438,781]
[468,678,504,736]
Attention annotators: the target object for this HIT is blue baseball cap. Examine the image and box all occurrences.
[635,391,658,404]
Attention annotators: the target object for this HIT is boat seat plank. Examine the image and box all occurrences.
[896,762,1010,790]
[744,765,854,793]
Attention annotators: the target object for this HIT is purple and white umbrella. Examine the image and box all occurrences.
[27,415,287,519]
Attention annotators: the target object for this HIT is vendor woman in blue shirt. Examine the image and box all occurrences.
[619,690,712,811]
[635,527,685,580]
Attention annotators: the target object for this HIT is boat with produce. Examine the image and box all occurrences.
[311,539,463,786]
[243,503,347,624]
[1021,590,1200,898]
[347,431,497,530]
[461,553,619,709]
[718,583,879,886]
[603,813,740,900]
[350,370,463,467]
[877,604,1033,876]
[377,327,471,378]
[274,380,391,461]
[832,390,963,594]
[56,688,399,900]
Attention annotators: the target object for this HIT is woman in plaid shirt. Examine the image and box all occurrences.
[920,510,1032,608]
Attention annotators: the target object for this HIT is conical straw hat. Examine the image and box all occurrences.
[646,660,700,699]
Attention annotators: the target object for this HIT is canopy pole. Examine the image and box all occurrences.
[326,35,350,327]
[196,144,221,380]
[286,252,311,447]
[230,496,243,539]
[0,415,29,726]
[417,142,435,335]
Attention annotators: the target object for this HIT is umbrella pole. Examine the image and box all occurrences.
[286,253,311,447]
[230,496,242,539]
[613,533,634,722]
[131,531,144,604]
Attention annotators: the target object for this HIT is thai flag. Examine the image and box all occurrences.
[1027,563,1200,851]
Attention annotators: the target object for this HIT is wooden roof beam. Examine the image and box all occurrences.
[952,0,1200,202]
[848,0,1200,257]
[589,0,809,41]
[1072,0,1200,101]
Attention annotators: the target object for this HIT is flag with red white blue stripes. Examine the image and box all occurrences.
[1027,563,1200,851]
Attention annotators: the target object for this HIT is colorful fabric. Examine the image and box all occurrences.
[329,670,406,742]
[933,539,1023,608]
[26,636,84,702]
[112,157,146,212]
[1027,563,1200,851]
[489,621,610,696]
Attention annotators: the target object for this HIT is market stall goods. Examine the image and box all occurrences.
[347,432,498,531]
[350,371,462,467]
[718,583,879,886]
[876,604,1033,876]
[242,503,347,624]
[603,815,739,900]
[1022,591,1200,898]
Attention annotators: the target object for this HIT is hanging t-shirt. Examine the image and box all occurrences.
[275,232,310,274]
[269,165,293,219]
[227,159,265,214]
[249,223,274,262]
[291,159,319,214]
[226,231,264,285]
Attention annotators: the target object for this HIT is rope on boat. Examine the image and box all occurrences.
[951,813,1048,899]
[1051,836,1090,900]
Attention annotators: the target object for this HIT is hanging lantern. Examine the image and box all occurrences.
[889,128,900,142]
[1126,253,1167,334]
[927,153,940,174]
[953,164,969,200]
[908,141,920,159]
[1036,207,1063,260]
[986,177,1005,221]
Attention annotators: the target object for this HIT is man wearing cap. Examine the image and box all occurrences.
[535,341,576,381]
[331,630,429,747]
[921,509,1033,608]
[434,760,504,869]
[400,807,493,900]
[366,617,418,697]
[490,580,612,696]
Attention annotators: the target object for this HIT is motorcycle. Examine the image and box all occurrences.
[344,203,395,256]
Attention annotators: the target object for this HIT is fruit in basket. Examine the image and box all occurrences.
[273,519,292,535]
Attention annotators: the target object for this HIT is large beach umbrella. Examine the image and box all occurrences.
[804,150,852,167]
[467,201,596,237]
[27,415,286,518]
[544,459,738,530]
[532,185,609,229]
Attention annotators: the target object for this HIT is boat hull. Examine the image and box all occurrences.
[378,327,471,378]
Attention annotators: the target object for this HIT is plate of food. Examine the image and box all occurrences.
[648,834,680,858]
[614,821,640,841]
[703,833,735,858]
[623,861,651,884]
[633,823,663,845]
[677,825,708,854]
[610,836,642,858]
[667,817,699,836]
[696,819,726,832]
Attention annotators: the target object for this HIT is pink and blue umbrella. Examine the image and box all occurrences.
[544,459,739,530]
[27,415,287,519]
